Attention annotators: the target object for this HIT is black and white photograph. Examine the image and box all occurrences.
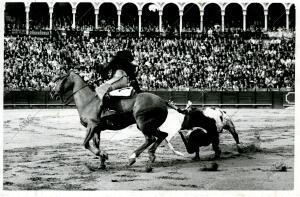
[1,0,298,194]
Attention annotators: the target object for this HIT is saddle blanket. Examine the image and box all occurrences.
[109,87,134,97]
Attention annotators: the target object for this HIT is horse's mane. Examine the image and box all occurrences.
[69,70,97,92]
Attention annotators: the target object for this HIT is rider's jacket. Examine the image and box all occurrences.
[95,51,141,101]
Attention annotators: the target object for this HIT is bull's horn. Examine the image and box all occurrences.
[185,100,192,109]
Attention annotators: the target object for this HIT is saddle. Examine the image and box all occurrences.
[100,87,135,118]
[108,87,135,98]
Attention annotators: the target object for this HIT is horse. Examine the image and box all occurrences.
[51,70,172,170]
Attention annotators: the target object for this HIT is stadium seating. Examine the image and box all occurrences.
[4,34,295,91]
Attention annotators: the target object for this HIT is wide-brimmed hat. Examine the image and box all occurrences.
[115,50,134,62]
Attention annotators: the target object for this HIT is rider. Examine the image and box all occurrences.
[95,50,142,111]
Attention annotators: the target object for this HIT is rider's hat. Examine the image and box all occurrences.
[115,50,134,62]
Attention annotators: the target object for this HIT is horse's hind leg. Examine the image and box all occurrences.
[129,135,156,166]
[93,132,100,149]
[91,132,100,159]
[148,129,168,163]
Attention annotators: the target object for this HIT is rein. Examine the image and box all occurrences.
[54,73,91,106]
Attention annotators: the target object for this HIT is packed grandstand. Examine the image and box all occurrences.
[4,1,295,92]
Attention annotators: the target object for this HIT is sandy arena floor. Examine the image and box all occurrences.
[3,107,295,190]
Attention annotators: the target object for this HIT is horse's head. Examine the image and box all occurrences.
[50,71,74,101]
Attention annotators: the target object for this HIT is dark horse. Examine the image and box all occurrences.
[51,71,169,169]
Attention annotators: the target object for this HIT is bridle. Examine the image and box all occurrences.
[51,73,90,106]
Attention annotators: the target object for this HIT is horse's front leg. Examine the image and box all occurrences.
[84,124,108,168]
[94,131,108,169]
[83,124,100,155]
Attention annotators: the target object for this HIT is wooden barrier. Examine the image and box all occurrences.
[4,91,292,109]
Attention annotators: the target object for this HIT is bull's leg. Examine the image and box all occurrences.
[224,121,242,153]
[193,147,200,161]
[211,133,221,159]
[179,130,195,154]
[129,135,156,166]
[224,121,240,144]
[148,130,168,163]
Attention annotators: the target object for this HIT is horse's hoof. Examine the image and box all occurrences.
[128,158,136,166]
[145,166,153,173]
[149,154,156,163]
[237,144,244,153]
[99,164,106,170]
[145,163,153,173]
[101,152,108,160]
[237,148,243,153]
[200,162,219,171]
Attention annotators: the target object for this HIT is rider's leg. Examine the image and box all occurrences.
[95,83,111,100]
[109,75,129,90]
[95,74,129,109]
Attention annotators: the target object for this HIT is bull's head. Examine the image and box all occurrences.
[185,100,193,111]
[181,103,203,130]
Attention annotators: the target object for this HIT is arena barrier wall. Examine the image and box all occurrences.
[3,91,293,109]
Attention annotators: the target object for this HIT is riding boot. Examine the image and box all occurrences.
[95,83,112,114]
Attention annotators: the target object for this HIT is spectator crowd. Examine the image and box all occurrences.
[4,32,295,91]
